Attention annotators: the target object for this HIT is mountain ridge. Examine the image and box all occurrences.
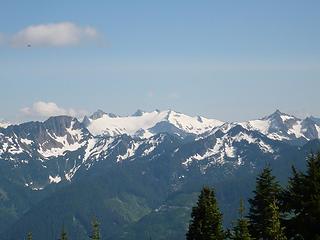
[0,109,319,191]
[0,109,320,239]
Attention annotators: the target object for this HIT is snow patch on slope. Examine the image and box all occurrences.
[117,142,141,161]
[183,131,274,168]
[38,122,86,158]
[49,175,61,183]
[38,135,83,158]
[84,137,114,161]
[316,125,320,138]
[21,138,33,145]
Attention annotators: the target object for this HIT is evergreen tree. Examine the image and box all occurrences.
[230,199,252,240]
[282,152,320,239]
[90,217,101,240]
[248,166,281,239]
[266,199,287,240]
[59,225,68,240]
[186,186,225,240]
[26,232,32,240]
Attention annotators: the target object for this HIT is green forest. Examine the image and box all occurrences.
[25,152,320,240]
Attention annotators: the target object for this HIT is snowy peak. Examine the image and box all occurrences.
[38,116,90,158]
[263,110,299,129]
[239,110,320,143]
[89,109,117,120]
[0,116,91,159]
[89,109,106,120]
[44,116,81,136]
[301,117,320,140]
[262,110,300,134]
[263,109,289,120]
[0,109,319,190]
[83,109,320,143]
[132,109,145,117]
[85,109,224,138]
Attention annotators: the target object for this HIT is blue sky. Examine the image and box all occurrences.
[0,0,319,122]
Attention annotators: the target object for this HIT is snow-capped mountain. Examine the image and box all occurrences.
[0,109,319,191]
[0,116,94,189]
[238,110,320,144]
[83,109,224,138]
[83,109,320,144]
[0,116,90,159]
[177,124,290,174]
[1,109,320,240]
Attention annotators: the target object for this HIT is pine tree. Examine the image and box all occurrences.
[282,152,320,239]
[248,166,281,239]
[266,199,287,240]
[26,232,32,240]
[59,225,68,240]
[230,199,252,240]
[186,186,225,240]
[90,217,101,240]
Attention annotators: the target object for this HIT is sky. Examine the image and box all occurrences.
[0,0,319,123]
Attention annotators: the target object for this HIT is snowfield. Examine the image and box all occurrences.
[86,110,224,137]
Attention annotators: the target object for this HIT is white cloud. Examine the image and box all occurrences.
[11,22,99,47]
[20,101,87,119]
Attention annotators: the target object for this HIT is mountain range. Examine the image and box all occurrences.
[0,109,319,239]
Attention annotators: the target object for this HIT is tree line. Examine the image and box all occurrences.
[26,218,100,240]
[25,152,320,239]
[187,152,320,240]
